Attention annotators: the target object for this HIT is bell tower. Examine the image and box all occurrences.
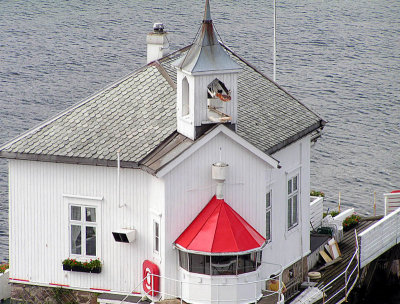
[174,0,241,140]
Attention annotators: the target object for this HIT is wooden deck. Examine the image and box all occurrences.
[312,218,380,304]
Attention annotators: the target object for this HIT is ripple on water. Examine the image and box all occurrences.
[0,0,399,267]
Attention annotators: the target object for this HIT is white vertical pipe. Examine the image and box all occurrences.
[117,150,121,207]
[273,0,277,82]
[117,150,125,208]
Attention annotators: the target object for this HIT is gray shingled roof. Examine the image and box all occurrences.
[0,64,176,166]
[0,45,324,171]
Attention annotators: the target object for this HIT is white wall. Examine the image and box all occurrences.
[162,132,272,294]
[162,133,311,294]
[8,160,164,294]
[263,135,311,272]
[8,133,312,298]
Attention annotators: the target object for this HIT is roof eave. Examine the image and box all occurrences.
[266,119,326,155]
[173,243,264,256]
[0,151,139,168]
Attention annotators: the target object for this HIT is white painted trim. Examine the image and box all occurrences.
[62,194,104,201]
[156,125,279,177]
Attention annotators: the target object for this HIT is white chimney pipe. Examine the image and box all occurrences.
[212,162,229,199]
[146,23,169,63]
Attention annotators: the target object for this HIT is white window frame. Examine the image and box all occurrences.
[287,174,299,230]
[69,203,100,259]
[266,190,272,242]
[153,219,160,255]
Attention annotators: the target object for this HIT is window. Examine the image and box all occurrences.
[153,220,160,254]
[69,205,97,257]
[182,77,189,116]
[266,191,272,241]
[178,252,262,275]
[288,175,299,229]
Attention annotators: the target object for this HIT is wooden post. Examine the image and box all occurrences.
[374,192,376,216]
[338,192,341,213]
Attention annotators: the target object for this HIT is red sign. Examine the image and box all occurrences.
[143,260,160,296]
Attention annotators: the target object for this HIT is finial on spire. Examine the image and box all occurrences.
[203,0,212,23]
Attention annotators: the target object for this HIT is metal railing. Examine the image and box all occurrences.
[124,262,285,304]
[320,230,359,304]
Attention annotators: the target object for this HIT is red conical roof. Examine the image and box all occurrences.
[175,196,265,253]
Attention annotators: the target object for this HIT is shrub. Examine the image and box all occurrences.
[0,263,9,274]
[323,210,340,218]
[311,190,325,197]
[343,214,361,231]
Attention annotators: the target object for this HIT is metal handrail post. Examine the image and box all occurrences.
[180,280,183,304]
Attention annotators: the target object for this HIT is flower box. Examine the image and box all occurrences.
[62,258,102,273]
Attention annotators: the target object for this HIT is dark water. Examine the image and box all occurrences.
[0,0,399,288]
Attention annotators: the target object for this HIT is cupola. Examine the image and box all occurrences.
[173,0,241,140]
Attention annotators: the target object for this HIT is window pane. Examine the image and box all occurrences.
[266,192,271,208]
[71,225,81,254]
[212,255,236,275]
[71,206,81,221]
[86,207,96,222]
[288,198,292,227]
[293,195,298,224]
[190,254,210,275]
[154,222,160,253]
[288,180,292,194]
[257,251,262,268]
[86,226,96,256]
[266,211,271,241]
[155,222,159,238]
[238,254,256,274]
[293,176,298,191]
[179,251,189,271]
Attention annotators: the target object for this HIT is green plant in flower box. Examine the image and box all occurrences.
[343,214,361,231]
[310,190,325,197]
[0,263,9,273]
[62,258,102,273]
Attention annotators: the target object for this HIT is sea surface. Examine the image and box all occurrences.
[0,0,399,299]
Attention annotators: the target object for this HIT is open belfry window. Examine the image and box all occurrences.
[207,78,232,122]
[182,77,190,116]
[69,205,97,257]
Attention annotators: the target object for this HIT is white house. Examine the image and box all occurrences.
[0,1,325,303]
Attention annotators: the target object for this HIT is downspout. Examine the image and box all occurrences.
[117,150,126,208]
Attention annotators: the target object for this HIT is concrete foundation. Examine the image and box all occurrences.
[11,283,98,304]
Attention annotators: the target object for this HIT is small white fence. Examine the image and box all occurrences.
[310,196,324,230]
[358,207,400,268]
[384,192,400,216]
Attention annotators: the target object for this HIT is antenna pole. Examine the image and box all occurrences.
[273,0,277,82]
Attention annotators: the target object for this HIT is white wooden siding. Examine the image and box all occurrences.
[163,132,269,293]
[359,208,400,268]
[8,159,164,293]
[162,133,312,295]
